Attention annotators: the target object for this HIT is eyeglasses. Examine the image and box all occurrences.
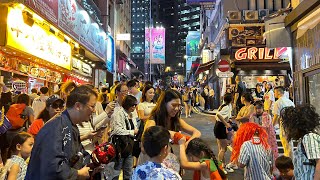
[51,103,64,109]
[85,104,96,111]
[171,104,182,111]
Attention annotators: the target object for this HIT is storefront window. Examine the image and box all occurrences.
[307,72,320,114]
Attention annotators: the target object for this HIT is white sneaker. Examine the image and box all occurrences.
[226,163,238,170]
[225,167,234,173]
[223,169,228,175]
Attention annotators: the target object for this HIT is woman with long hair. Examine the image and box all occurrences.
[264,82,275,115]
[137,85,156,122]
[138,89,201,167]
[0,92,13,164]
[235,92,254,124]
[281,105,320,180]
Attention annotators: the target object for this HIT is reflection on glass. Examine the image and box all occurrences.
[308,73,320,114]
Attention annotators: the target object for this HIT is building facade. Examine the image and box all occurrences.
[198,0,291,108]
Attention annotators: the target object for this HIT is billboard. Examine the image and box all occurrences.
[6,7,71,70]
[145,28,150,60]
[150,28,165,64]
[25,0,107,60]
[106,35,115,72]
[186,31,201,57]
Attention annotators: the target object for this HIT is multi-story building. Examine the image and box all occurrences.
[131,0,161,80]
[176,0,200,74]
[198,0,291,108]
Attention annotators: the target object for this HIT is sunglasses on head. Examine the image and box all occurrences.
[51,102,64,109]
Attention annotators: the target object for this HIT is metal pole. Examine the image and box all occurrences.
[149,0,152,81]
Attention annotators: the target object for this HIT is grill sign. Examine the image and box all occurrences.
[235,47,281,60]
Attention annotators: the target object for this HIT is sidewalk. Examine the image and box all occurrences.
[195,106,218,115]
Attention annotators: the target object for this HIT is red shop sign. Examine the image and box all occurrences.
[235,47,285,61]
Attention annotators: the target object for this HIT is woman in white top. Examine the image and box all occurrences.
[137,85,156,122]
[213,93,233,172]
[263,82,275,115]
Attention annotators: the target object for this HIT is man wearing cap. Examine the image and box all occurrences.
[28,95,65,136]
[26,85,97,179]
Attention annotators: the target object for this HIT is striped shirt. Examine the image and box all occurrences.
[238,137,273,180]
[293,133,320,180]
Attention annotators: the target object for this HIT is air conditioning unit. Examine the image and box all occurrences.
[227,11,241,23]
[259,9,270,19]
[243,10,259,22]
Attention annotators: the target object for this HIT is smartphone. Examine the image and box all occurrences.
[94,126,107,132]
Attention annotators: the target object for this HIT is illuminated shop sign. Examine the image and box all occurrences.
[235,47,285,60]
[6,7,72,70]
[72,58,92,76]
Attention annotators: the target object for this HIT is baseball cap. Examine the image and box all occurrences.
[46,95,64,107]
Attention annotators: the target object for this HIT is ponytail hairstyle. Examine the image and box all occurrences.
[186,138,227,179]
[8,132,33,158]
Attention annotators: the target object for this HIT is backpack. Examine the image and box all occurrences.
[193,159,226,180]
[6,104,27,129]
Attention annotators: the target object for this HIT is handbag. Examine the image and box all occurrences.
[109,114,134,159]
[0,106,12,134]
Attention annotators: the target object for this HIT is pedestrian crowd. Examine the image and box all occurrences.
[0,77,318,180]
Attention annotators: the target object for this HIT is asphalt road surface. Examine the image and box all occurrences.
[181,111,244,180]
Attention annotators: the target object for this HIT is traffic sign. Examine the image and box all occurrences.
[218,72,234,78]
[218,60,230,72]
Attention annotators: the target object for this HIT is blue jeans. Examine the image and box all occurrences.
[112,155,133,180]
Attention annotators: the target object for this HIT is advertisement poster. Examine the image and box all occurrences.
[6,7,72,70]
[229,25,265,47]
[150,28,165,64]
[25,0,58,24]
[58,0,107,59]
[106,35,115,72]
[186,31,201,57]
[145,28,150,60]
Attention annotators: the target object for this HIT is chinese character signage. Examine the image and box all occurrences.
[186,31,200,57]
[150,28,165,64]
[6,7,72,70]
[25,0,107,60]
[186,0,215,10]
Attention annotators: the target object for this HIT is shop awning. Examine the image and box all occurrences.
[195,60,215,75]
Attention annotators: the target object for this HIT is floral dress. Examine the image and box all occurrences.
[250,112,278,161]
[132,161,182,180]
[0,155,28,180]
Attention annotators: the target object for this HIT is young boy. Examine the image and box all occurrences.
[275,156,295,180]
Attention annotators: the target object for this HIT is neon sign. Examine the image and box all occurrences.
[235,47,281,60]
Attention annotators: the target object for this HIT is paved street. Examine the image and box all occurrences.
[181,111,244,180]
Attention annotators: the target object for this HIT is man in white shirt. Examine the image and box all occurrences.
[127,79,142,103]
[29,88,39,105]
[272,86,295,157]
[32,87,49,119]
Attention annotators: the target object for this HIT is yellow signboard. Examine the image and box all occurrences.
[6,7,72,70]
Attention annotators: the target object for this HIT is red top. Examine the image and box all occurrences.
[28,119,44,136]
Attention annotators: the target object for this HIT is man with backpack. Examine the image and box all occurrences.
[32,87,49,119]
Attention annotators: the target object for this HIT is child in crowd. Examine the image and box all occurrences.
[132,126,181,180]
[179,137,226,180]
[274,156,295,180]
[0,132,34,180]
[250,101,278,163]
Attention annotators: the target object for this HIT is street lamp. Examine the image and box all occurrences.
[184,55,188,59]
[178,63,182,66]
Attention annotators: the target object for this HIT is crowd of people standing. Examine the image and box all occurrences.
[0,76,318,180]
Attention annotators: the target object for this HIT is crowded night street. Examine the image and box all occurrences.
[0,0,320,180]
